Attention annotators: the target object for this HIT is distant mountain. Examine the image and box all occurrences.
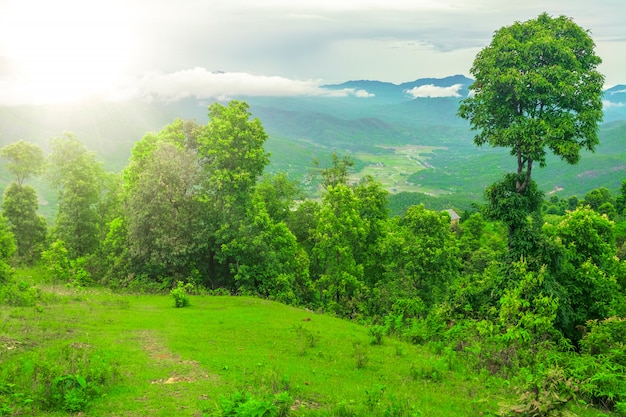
[322,74,473,104]
[603,84,626,123]
[0,75,624,216]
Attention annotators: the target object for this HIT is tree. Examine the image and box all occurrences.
[312,184,369,317]
[0,216,15,283]
[254,173,301,224]
[551,207,623,342]
[458,13,604,195]
[376,205,459,309]
[199,101,270,219]
[125,142,204,281]
[47,134,104,259]
[2,183,47,264]
[583,187,614,212]
[313,153,354,189]
[0,140,45,185]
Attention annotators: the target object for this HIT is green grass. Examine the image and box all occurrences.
[350,145,448,194]
[0,273,615,416]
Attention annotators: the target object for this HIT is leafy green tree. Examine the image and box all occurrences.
[197,101,271,287]
[459,13,604,195]
[0,140,45,185]
[125,142,204,282]
[375,205,459,313]
[552,207,623,342]
[0,216,16,283]
[583,187,615,212]
[2,183,46,264]
[47,134,107,259]
[199,101,270,219]
[312,184,368,317]
[313,152,354,189]
[616,180,626,216]
[221,199,312,304]
[254,173,301,224]
[124,118,203,191]
[353,176,389,286]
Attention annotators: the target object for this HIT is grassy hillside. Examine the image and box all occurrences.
[0,270,615,417]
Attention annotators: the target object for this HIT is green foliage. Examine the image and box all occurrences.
[47,134,106,259]
[41,240,71,284]
[500,366,578,417]
[369,325,385,345]
[170,281,190,308]
[374,205,459,313]
[220,200,312,305]
[353,340,369,369]
[0,140,45,185]
[313,152,354,189]
[312,184,368,317]
[2,183,47,264]
[549,206,623,342]
[459,13,604,195]
[199,100,270,218]
[212,391,293,417]
[125,141,204,281]
[0,216,15,284]
[0,280,44,307]
[0,344,118,414]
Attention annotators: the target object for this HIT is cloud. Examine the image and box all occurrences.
[603,100,624,109]
[132,68,373,102]
[405,83,463,98]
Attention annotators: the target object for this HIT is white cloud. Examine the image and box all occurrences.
[134,68,374,101]
[603,100,624,109]
[610,89,626,95]
[0,68,375,105]
[405,83,463,98]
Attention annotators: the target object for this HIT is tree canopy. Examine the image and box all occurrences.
[458,13,604,194]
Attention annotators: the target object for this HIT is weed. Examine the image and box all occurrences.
[409,363,442,383]
[291,323,317,356]
[394,344,404,357]
[499,366,577,417]
[0,343,119,414]
[369,325,385,345]
[365,384,386,410]
[212,390,293,417]
[170,281,190,308]
[353,341,369,369]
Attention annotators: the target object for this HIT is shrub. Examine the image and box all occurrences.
[212,391,293,417]
[369,325,385,345]
[170,281,190,308]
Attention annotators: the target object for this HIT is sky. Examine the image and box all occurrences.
[0,0,624,105]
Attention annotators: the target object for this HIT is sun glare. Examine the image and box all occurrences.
[1,0,135,104]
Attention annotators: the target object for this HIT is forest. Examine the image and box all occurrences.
[1,12,626,417]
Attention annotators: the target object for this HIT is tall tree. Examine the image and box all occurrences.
[0,141,47,263]
[312,184,369,317]
[458,13,604,255]
[47,134,104,259]
[199,101,270,219]
[2,183,46,264]
[0,140,45,185]
[125,142,203,281]
[458,12,603,194]
[198,101,270,287]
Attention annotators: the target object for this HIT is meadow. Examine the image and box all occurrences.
[1,269,616,416]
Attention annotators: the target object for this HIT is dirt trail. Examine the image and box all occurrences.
[135,330,219,385]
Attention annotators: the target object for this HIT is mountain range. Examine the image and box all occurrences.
[0,74,624,214]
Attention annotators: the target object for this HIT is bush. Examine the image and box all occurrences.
[212,391,293,417]
[170,281,190,308]
[0,344,119,414]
